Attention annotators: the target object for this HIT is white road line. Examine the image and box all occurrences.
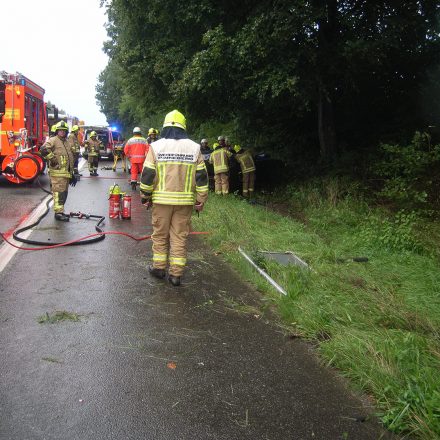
[78,157,87,172]
[0,158,87,272]
[0,195,52,273]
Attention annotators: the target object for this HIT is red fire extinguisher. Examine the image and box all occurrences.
[109,193,121,219]
[109,184,121,219]
[121,194,132,220]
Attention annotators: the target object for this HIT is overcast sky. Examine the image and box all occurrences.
[1,0,109,125]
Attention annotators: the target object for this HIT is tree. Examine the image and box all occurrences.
[97,0,440,167]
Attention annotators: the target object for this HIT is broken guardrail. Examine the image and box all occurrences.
[238,246,287,296]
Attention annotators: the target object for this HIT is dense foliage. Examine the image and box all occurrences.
[97,0,440,168]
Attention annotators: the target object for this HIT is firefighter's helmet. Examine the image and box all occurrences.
[57,121,69,131]
[71,125,79,132]
[148,128,156,136]
[90,131,97,138]
[163,110,186,130]
[234,144,242,153]
[218,135,225,141]
[50,124,57,133]
[201,139,208,145]
[133,127,142,134]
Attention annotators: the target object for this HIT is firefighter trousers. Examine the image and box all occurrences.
[151,204,193,277]
[214,172,229,195]
[242,171,255,197]
[51,176,69,214]
[73,153,80,174]
[88,156,99,173]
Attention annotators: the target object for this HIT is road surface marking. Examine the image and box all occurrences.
[0,195,52,273]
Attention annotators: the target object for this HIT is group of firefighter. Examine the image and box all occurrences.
[201,136,256,198]
[39,111,256,286]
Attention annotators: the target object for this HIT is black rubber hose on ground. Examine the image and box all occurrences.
[12,178,106,247]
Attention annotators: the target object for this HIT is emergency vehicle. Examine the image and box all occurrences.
[0,71,48,184]
[81,125,116,159]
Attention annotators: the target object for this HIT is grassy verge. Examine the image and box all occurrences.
[193,182,440,439]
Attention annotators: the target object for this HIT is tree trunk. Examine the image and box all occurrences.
[316,0,338,163]
[318,85,336,163]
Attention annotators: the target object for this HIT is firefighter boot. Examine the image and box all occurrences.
[148,265,166,280]
[168,275,181,287]
[55,212,70,222]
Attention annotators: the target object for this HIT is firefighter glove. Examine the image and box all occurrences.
[141,195,152,209]
[194,202,204,213]
[69,174,77,187]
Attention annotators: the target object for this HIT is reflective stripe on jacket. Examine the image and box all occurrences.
[40,135,74,178]
[140,138,209,205]
[124,135,149,163]
[209,148,232,174]
[67,132,80,154]
[235,150,256,173]
[84,138,101,156]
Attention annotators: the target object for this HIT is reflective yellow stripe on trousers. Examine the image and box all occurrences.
[169,256,186,266]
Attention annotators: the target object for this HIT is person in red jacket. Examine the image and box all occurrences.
[124,127,149,190]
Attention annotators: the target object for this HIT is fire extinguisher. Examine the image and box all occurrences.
[121,194,132,220]
[109,184,121,219]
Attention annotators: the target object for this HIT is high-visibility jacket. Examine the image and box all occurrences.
[124,135,149,163]
[40,135,74,178]
[235,150,256,173]
[140,137,209,205]
[209,147,232,174]
[67,132,80,154]
[84,138,102,156]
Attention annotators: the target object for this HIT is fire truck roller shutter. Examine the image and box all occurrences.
[14,154,40,181]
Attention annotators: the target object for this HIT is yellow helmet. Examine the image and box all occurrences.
[57,121,69,131]
[234,144,242,153]
[71,125,79,132]
[163,109,186,130]
[148,128,156,135]
[50,124,57,133]
[90,131,97,138]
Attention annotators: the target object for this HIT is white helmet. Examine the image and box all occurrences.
[133,127,142,134]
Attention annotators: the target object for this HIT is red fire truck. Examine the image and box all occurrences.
[0,71,48,184]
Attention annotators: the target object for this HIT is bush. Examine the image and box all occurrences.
[373,132,440,209]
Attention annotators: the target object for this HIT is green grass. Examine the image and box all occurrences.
[37,311,80,324]
[193,184,440,439]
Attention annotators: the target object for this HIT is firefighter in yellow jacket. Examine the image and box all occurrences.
[67,125,81,176]
[234,144,256,198]
[140,110,209,286]
[209,137,232,195]
[84,131,102,176]
[40,121,76,221]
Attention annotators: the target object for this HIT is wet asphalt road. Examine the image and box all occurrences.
[0,173,50,237]
[0,161,394,440]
